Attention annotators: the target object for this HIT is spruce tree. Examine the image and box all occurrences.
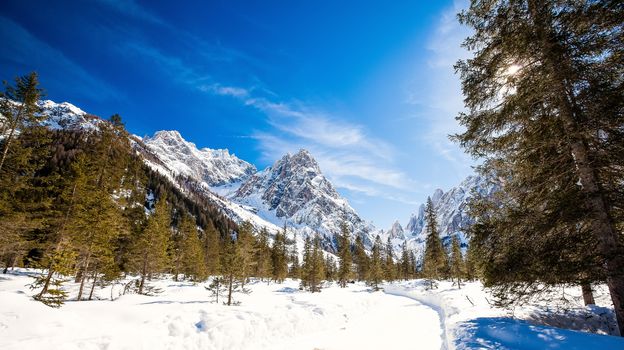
[271,228,288,282]
[383,236,396,282]
[0,72,43,171]
[237,221,256,288]
[132,194,171,294]
[399,243,410,281]
[353,235,369,281]
[202,219,220,276]
[367,235,384,291]
[178,213,207,281]
[324,255,337,282]
[454,0,624,333]
[254,227,272,281]
[423,197,446,287]
[449,235,464,289]
[288,230,301,279]
[337,221,352,287]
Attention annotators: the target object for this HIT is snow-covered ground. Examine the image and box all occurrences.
[1,270,623,350]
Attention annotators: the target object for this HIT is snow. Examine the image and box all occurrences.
[386,280,623,349]
[2,270,622,350]
[0,270,441,350]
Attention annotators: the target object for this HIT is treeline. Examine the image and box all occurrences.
[0,73,240,306]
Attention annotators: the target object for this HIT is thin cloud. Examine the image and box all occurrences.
[406,0,474,172]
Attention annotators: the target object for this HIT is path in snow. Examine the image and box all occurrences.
[279,287,443,350]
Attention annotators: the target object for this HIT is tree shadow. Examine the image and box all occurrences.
[455,317,624,350]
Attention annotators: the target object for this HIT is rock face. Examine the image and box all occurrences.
[38,100,100,130]
[402,175,498,250]
[234,149,374,249]
[142,130,256,187]
[33,99,495,256]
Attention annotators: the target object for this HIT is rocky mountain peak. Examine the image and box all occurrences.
[142,130,256,187]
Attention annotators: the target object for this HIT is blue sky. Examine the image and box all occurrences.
[0,0,474,229]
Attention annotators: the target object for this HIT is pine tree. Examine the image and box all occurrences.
[0,72,43,172]
[337,221,352,287]
[178,213,207,281]
[202,219,220,276]
[367,235,384,291]
[131,194,171,294]
[454,0,624,333]
[288,230,301,279]
[254,227,272,281]
[309,235,325,293]
[300,235,325,292]
[353,235,369,281]
[219,228,249,306]
[324,255,337,282]
[32,239,76,307]
[237,221,256,288]
[399,243,410,281]
[449,235,464,289]
[271,228,288,283]
[383,236,395,282]
[422,197,446,288]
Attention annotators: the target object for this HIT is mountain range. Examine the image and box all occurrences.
[35,99,494,255]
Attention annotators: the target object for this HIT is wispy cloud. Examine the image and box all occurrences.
[0,16,121,101]
[406,0,474,171]
[243,97,418,198]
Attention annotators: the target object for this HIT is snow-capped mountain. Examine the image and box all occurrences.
[233,149,375,249]
[393,175,497,254]
[142,130,256,187]
[38,100,100,131]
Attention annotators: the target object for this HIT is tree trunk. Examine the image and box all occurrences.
[76,248,93,301]
[38,267,54,298]
[227,274,233,306]
[139,253,148,294]
[88,270,98,300]
[527,0,624,336]
[582,283,595,306]
[0,103,24,172]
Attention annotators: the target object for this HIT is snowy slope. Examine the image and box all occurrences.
[142,130,256,187]
[233,149,375,250]
[38,100,101,131]
[386,175,498,254]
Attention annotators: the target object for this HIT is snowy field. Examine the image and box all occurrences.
[1,269,623,350]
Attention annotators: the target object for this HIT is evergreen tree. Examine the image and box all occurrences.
[271,228,288,282]
[300,235,325,292]
[0,72,43,171]
[324,255,337,282]
[423,197,446,287]
[202,219,220,276]
[353,235,369,281]
[254,227,272,281]
[449,235,464,289]
[32,239,76,307]
[367,235,384,291]
[383,236,396,282]
[454,0,624,333]
[288,230,301,279]
[219,229,249,306]
[399,243,410,281]
[131,194,171,294]
[178,213,207,281]
[337,221,352,287]
[237,221,256,287]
